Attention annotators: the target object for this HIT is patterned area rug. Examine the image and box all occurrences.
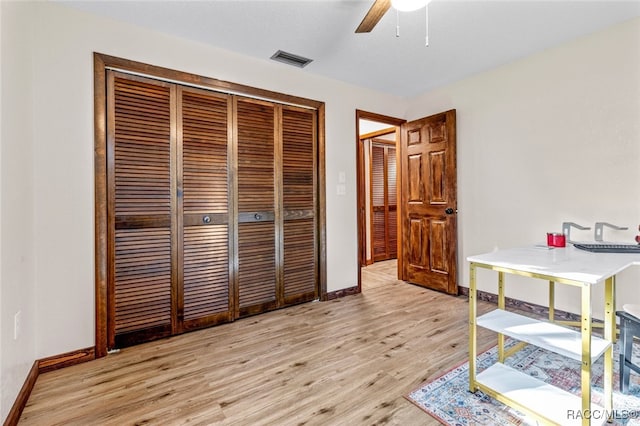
[407,340,640,425]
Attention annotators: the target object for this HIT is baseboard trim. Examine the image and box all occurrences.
[3,361,38,426]
[3,347,96,425]
[458,286,583,322]
[326,286,360,300]
[38,347,95,374]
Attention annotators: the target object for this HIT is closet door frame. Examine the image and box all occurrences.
[94,53,326,357]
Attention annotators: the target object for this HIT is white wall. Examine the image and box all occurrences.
[406,17,640,316]
[359,119,394,136]
[0,3,406,419]
[1,1,38,420]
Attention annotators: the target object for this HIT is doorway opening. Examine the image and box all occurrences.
[356,110,406,291]
[357,109,459,295]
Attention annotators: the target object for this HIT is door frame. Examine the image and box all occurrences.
[355,110,405,291]
[94,53,327,357]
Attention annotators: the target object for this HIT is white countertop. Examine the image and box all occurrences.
[467,245,640,284]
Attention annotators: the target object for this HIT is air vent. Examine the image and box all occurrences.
[270,50,313,68]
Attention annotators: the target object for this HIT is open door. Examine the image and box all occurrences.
[400,110,458,294]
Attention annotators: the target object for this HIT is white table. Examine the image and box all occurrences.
[467,245,640,426]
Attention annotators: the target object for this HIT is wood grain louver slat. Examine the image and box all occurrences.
[182,89,230,215]
[282,108,315,211]
[371,145,385,208]
[182,226,229,323]
[237,100,275,212]
[373,210,386,258]
[389,208,398,258]
[388,147,397,206]
[113,77,171,218]
[283,219,316,303]
[237,221,277,314]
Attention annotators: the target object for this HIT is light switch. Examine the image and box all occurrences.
[338,171,346,183]
[336,184,346,196]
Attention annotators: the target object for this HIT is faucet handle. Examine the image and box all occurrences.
[594,222,628,242]
[562,222,591,243]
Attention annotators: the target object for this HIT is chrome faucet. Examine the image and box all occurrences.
[562,222,591,243]
[594,222,628,242]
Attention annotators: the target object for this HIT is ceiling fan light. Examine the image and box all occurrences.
[391,0,429,12]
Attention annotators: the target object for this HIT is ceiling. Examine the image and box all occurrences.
[60,0,640,98]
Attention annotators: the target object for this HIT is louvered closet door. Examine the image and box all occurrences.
[387,146,398,259]
[107,70,320,346]
[281,106,318,304]
[236,98,277,316]
[371,142,397,262]
[371,144,386,260]
[179,87,232,330]
[108,71,176,347]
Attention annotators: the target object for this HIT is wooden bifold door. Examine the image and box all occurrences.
[370,141,397,262]
[107,71,318,348]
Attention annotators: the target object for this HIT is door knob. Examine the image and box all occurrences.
[203,215,211,224]
[254,213,262,220]
[445,208,454,215]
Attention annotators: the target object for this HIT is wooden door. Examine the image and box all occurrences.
[400,110,458,294]
[281,106,318,305]
[235,101,319,316]
[179,87,232,331]
[108,72,176,347]
[108,74,235,347]
[235,98,277,317]
[387,145,398,260]
[371,141,397,262]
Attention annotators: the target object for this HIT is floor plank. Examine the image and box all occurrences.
[19,260,496,425]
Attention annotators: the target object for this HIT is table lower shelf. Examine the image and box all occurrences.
[476,309,611,363]
[475,363,607,426]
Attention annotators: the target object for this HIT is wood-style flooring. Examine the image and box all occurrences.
[19,260,496,425]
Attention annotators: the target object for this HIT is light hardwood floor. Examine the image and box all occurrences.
[19,260,496,425]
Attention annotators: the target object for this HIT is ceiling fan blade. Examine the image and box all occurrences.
[355,0,391,33]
